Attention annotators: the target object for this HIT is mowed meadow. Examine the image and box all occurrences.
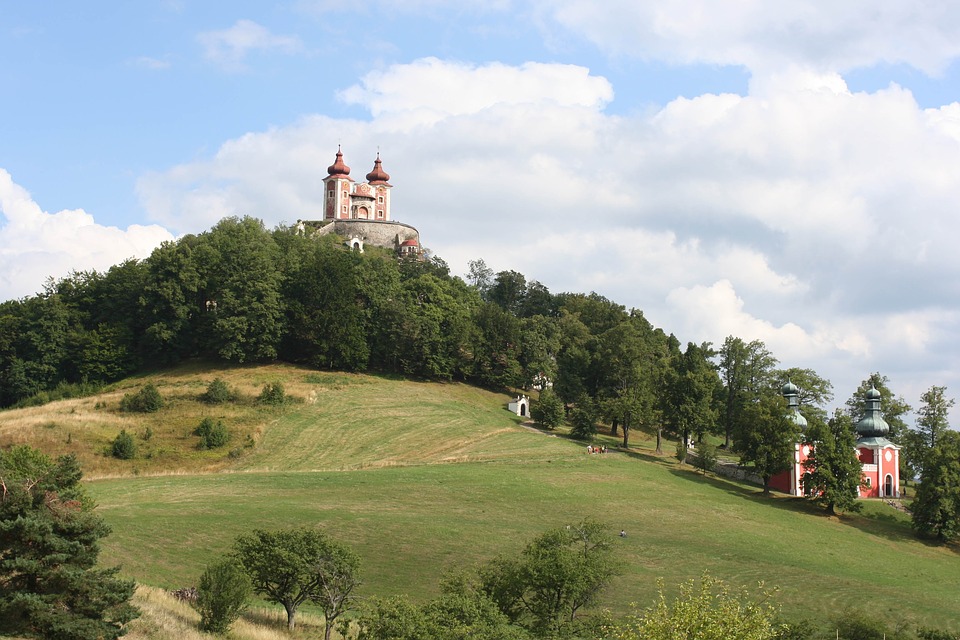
[2,362,959,634]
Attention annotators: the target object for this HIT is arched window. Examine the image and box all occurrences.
[884,474,894,497]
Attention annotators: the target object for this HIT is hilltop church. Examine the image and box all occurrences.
[296,147,421,256]
[769,383,900,498]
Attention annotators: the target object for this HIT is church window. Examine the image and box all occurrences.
[864,477,872,487]
[377,210,384,219]
[342,205,347,214]
[328,189,334,198]
[378,196,384,204]
[343,190,348,198]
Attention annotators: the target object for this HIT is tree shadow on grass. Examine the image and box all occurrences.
[667,467,958,550]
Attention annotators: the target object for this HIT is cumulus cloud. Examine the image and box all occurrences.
[197,19,302,69]
[0,170,174,300]
[135,57,960,407]
[540,0,960,75]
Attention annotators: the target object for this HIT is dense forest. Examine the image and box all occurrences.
[0,216,689,439]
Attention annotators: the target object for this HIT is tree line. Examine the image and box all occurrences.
[1,215,958,539]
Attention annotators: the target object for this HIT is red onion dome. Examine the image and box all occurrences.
[327,148,351,177]
[366,154,391,184]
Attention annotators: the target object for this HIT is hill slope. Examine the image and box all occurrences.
[2,363,958,632]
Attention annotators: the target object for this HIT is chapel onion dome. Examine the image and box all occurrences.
[326,148,351,177]
[365,154,392,185]
[856,386,890,437]
[781,380,807,430]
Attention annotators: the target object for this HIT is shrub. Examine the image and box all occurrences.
[111,430,137,459]
[120,383,163,413]
[569,395,599,441]
[257,382,286,406]
[195,418,229,450]
[196,558,252,634]
[531,388,564,430]
[693,441,718,475]
[200,378,237,404]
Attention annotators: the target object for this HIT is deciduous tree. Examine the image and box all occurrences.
[911,430,960,542]
[233,527,360,637]
[479,520,616,637]
[803,410,863,515]
[733,394,799,495]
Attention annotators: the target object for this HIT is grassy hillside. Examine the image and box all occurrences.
[3,362,959,634]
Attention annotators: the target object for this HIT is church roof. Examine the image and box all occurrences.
[366,154,392,185]
[856,386,890,437]
[326,147,352,178]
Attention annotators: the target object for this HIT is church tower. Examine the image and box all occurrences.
[855,387,900,498]
[770,381,812,496]
[323,147,354,220]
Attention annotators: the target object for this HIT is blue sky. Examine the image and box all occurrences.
[2,1,960,420]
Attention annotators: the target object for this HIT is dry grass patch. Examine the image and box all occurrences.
[126,585,336,640]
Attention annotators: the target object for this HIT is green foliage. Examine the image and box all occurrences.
[111,430,137,459]
[12,379,105,409]
[693,440,718,475]
[733,394,799,494]
[603,573,783,640]
[0,446,139,639]
[911,430,960,541]
[830,608,913,640]
[199,377,237,404]
[718,336,778,449]
[803,410,863,515]
[119,382,163,413]
[916,385,956,450]
[233,527,360,636]
[531,388,564,430]
[479,519,617,636]
[195,417,230,449]
[257,382,286,406]
[569,394,599,440]
[196,558,252,634]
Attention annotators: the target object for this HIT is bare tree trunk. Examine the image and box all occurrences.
[610,418,619,437]
[655,427,663,454]
[622,424,630,449]
[286,605,296,631]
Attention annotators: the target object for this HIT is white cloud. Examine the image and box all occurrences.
[540,0,960,75]
[197,19,302,70]
[0,170,174,300]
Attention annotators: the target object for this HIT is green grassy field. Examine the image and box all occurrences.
[3,362,959,632]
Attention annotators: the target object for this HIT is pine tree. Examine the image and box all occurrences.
[0,446,139,639]
[803,410,863,515]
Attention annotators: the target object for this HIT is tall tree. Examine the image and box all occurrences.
[0,446,139,639]
[466,258,494,296]
[717,336,778,449]
[487,270,527,316]
[664,342,720,458]
[733,394,799,495]
[471,302,523,389]
[196,216,285,362]
[916,385,955,450]
[911,430,960,542]
[803,410,863,515]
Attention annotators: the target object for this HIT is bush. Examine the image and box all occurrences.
[200,378,237,404]
[196,559,252,634]
[569,395,599,441]
[531,388,564,430]
[257,382,286,406]
[111,430,137,460]
[120,383,163,413]
[195,417,230,450]
[692,441,718,475]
